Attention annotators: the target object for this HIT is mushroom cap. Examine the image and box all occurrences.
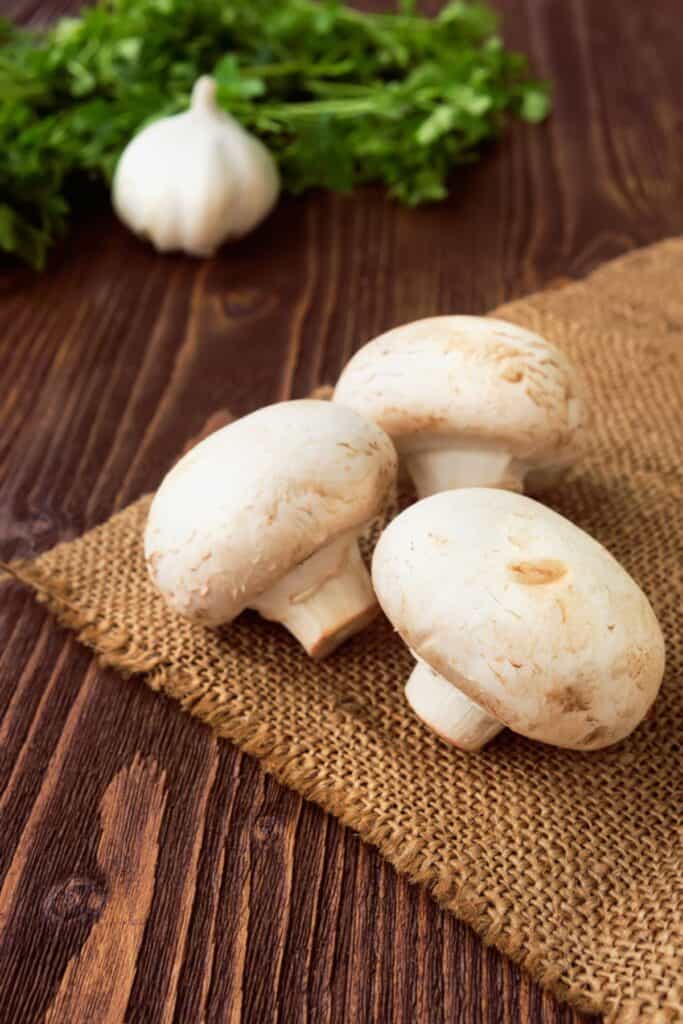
[334,316,590,463]
[372,489,665,749]
[146,400,397,625]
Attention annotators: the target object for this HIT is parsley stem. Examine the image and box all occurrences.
[258,97,382,121]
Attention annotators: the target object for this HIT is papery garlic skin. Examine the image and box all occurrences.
[112,76,280,256]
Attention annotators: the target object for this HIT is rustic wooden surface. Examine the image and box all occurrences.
[1,0,681,1020]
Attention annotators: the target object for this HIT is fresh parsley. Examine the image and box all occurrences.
[0,0,550,268]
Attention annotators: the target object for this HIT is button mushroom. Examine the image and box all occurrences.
[371,488,665,751]
[334,316,590,497]
[145,400,397,658]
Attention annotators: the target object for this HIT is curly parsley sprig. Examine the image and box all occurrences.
[0,0,550,268]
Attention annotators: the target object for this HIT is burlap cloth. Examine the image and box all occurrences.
[4,240,682,1022]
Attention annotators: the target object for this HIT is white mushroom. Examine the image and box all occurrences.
[334,316,590,497]
[145,400,397,658]
[372,489,665,751]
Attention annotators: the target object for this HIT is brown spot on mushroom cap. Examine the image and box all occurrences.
[501,368,525,383]
[383,408,450,434]
[507,559,568,585]
[578,725,610,748]
[612,645,660,690]
[547,685,592,713]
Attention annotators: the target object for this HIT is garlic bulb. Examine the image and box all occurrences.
[112,76,280,256]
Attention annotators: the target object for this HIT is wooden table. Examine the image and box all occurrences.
[2,1,681,1020]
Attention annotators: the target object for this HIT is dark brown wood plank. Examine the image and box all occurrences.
[3,0,682,1020]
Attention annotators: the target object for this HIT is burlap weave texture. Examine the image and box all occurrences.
[7,240,683,1022]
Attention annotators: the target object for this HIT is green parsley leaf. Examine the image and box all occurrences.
[0,1,550,267]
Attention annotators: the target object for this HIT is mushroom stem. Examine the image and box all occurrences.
[402,445,525,498]
[250,532,378,659]
[405,661,503,751]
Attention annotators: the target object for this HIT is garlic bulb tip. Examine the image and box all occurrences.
[191,76,218,112]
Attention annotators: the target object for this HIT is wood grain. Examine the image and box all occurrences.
[44,755,168,1023]
[2,0,682,1020]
